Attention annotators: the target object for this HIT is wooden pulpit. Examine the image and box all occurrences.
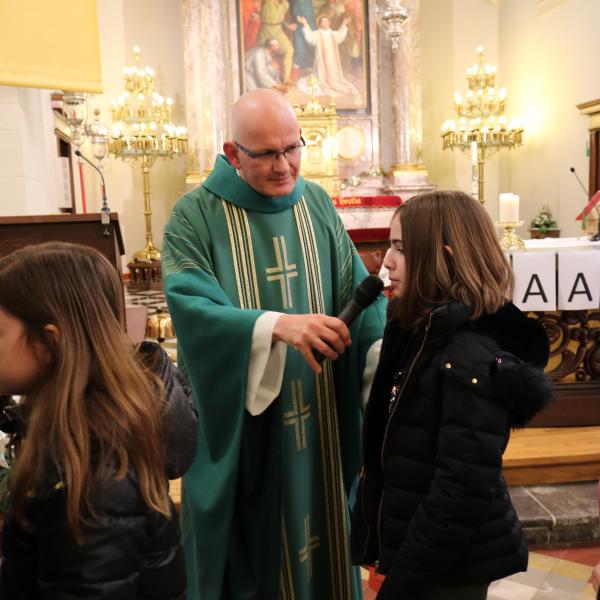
[0,213,125,275]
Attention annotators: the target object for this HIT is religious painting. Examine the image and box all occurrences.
[237,0,371,113]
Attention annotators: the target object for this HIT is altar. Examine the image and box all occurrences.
[503,237,600,426]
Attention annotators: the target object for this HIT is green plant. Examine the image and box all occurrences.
[531,205,558,232]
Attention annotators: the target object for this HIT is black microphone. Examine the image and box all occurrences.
[314,274,384,364]
[75,150,111,236]
[570,166,600,241]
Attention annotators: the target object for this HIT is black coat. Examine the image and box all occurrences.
[350,302,553,599]
[0,343,197,600]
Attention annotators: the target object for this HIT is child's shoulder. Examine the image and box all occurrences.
[439,328,552,426]
[437,329,501,389]
[443,328,501,366]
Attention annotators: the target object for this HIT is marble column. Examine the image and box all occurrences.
[387,0,432,193]
[182,0,238,186]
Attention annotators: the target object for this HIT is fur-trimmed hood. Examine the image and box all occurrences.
[491,352,554,427]
[438,302,553,428]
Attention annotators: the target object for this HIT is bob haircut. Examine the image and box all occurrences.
[389,190,514,329]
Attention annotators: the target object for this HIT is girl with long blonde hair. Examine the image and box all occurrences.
[0,242,195,599]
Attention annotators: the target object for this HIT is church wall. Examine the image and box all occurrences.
[421,0,501,221]
[422,0,599,237]
[497,0,600,238]
[420,0,457,192]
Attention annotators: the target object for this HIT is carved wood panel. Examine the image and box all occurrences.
[528,310,600,426]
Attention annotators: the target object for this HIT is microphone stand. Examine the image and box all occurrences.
[570,166,600,241]
[75,150,111,236]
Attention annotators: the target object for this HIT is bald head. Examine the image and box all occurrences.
[231,89,299,142]
[223,89,303,197]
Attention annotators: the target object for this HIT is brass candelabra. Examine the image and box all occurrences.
[109,46,187,262]
[441,47,524,204]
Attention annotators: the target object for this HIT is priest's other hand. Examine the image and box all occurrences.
[273,314,351,374]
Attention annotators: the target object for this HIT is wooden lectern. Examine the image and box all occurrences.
[0,213,125,275]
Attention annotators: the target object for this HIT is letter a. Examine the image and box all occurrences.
[568,273,593,302]
[522,274,548,304]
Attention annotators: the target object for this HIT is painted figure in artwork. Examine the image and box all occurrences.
[257,0,297,84]
[241,0,262,49]
[245,39,288,92]
[290,0,317,77]
[296,14,359,99]
[341,0,363,71]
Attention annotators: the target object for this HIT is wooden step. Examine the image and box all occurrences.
[169,428,600,501]
[505,427,600,485]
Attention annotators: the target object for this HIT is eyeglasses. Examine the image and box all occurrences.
[235,136,306,163]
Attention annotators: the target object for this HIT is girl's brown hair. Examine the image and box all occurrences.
[0,242,169,539]
[390,190,514,329]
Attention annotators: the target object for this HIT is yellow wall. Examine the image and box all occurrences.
[422,0,500,221]
[421,0,600,236]
[498,0,600,237]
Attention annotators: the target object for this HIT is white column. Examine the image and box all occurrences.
[0,86,58,216]
[384,0,433,197]
[182,0,238,185]
[390,0,423,172]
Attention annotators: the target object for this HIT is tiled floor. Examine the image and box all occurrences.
[361,545,600,599]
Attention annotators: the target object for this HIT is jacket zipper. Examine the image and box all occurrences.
[358,466,372,558]
[375,312,433,570]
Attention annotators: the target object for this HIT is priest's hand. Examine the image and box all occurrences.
[272,314,351,374]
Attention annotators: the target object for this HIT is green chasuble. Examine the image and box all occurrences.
[163,155,386,600]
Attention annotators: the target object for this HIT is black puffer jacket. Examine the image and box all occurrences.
[0,343,197,600]
[350,302,553,599]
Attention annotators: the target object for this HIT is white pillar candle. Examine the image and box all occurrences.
[499,193,520,222]
[470,141,478,197]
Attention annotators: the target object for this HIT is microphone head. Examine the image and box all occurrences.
[352,275,384,308]
[570,167,576,173]
[74,150,82,157]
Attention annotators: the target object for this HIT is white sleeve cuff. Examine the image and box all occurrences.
[361,339,382,409]
[246,312,288,416]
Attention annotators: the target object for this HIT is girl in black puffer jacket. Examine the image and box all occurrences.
[0,242,197,600]
[350,191,553,600]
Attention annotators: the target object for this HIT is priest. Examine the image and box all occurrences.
[163,88,385,600]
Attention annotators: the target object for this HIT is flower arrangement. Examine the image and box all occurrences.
[531,205,558,233]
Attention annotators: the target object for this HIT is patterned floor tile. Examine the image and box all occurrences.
[488,579,539,600]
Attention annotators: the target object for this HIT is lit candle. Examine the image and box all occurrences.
[499,193,519,223]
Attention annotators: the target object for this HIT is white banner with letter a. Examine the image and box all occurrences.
[557,251,600,310]
[512,252,556,311]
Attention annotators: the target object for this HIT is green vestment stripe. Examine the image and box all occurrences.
[281,519,296,600]
[163,216,215,277]
[293,198,352,598]
[222,201,261,309]
[293,199,323,313]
